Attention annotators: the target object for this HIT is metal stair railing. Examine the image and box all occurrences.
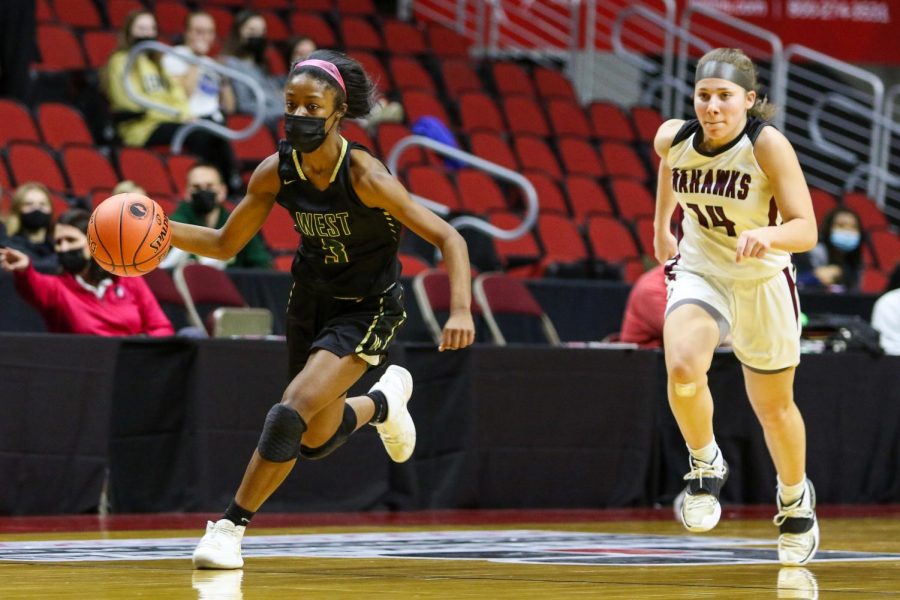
[386,135,538,241]
[880,84,900,219]
[123,40,267,155]
[784,44,884,202]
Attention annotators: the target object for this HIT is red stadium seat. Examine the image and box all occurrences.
[83,31,119,69]
[492,62,536,97]
[513,135,562,180]
[440,60,482,99]
[36,24,86,71]
[523,171,569,215]
[868,230,900,270]
[0,160,11,194]
[537,213,589,269]
[400,90,450,125]
[61,147,119,197]
[601,141,648,181]
[589,101,636,142]
[399,253,431,277]
[6,142,68,192]
[459,93,505,134]
[0,100,41,145]
[489,212,542,273]
[155,1,190,38]
[533,67,577,101]
[860,267,888,294]
[843,192,891,231]
[630,106,664,143]
[261,10,289,43]
[468,132,518,171]
[290,13,337,49]
[547,99,592,139]
[261,210,299,254]
[457,169,508,214]
[205,6,234,40]
[558,138,605,178]
[405,165,462,212]
[340,17,383,51]
[55,0,103,29]
[293,0,336,9]
[388,57,435,93]
[383,20,428,55]
[167,154,199,198]
[350,51,391,93]
[632,215,656,257]
[610,177,655,220]
[426,23,471,59]
[266,46,287,77]
[503,97,550,137]
[809,187,838,228]
[340,121,375,150]
[250,0,291,8]
[375,123,426,171]
[36,0,55,23]
[118,148,175,196]
[586,215,640,263]
[107,0,147,29]
[37,103,94,149]
[474,271,560,343]
[337,0,376,15]
[227,115,277,165]
[565,175,615,222]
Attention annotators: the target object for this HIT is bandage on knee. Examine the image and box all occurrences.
[257,404,306,462]
[674,382,697,397]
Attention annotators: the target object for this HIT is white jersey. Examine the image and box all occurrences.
[667,117,791,280]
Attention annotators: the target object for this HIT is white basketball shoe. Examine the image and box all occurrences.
[774,480,820,566]
[192,519,245,569]
[369,365,415,463]
[675,451,729,532]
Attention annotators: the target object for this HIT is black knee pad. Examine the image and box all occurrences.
[298,404,357,461]
[257,404,306,462]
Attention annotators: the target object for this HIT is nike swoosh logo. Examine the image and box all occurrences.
[283,179,296,185]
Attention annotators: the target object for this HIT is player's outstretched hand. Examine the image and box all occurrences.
[439,310,475,352]
[653,229,678,265]
[0,247,30,272]
[735,227,773,263]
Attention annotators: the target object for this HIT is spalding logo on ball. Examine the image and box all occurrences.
[88,193,172,276]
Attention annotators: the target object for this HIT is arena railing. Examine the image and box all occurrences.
[386,135,538,242]
[122,40,267,155]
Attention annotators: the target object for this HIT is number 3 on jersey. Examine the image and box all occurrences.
[685,203,737,237]
[322,239,349,264]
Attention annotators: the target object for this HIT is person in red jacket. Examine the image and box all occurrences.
[0,209,173,337]
[620,264,668,348]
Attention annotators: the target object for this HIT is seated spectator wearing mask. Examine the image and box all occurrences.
[0,209,174,336]
[6,182,58,273]
[795,207,863,292]
[161,162,271,269]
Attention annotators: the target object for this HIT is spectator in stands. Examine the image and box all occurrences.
[219,10,285,129]
[161,162,271,270]
[619,264,667,347]
[162,10,236,124]
[103,10,240,193]
[795,206,862,292]
[871,264,900,355]
[0,209,174,337]
[5,182,58,274]
[112,180,147,196]
[286,35,317,67]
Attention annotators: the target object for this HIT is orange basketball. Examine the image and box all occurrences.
[88,193,172,277]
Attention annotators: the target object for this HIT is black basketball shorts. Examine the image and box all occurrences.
[285,282,406,377]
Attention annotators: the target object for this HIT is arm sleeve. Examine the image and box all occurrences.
[13,264,63,311]
[131,277,175,336]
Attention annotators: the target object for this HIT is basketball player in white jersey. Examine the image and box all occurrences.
[653,48,819,565]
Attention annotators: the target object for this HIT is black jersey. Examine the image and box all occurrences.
[276,137,402,297]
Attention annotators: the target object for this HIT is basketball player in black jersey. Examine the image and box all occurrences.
[170,50,475,569]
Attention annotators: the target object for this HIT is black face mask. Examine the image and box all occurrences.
[190,190,218,215]
[243,36,267,58]
[132,35,158,45]
[284,112,338,154]
[58,248,89,275]
[20,210,51,232]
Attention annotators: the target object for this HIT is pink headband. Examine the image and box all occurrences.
[294,59,346,96]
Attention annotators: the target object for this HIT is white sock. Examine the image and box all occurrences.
[688,438,720,465]
[778,475,807,505]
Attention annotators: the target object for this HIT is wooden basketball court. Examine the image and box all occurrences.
[2,507,898,598]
